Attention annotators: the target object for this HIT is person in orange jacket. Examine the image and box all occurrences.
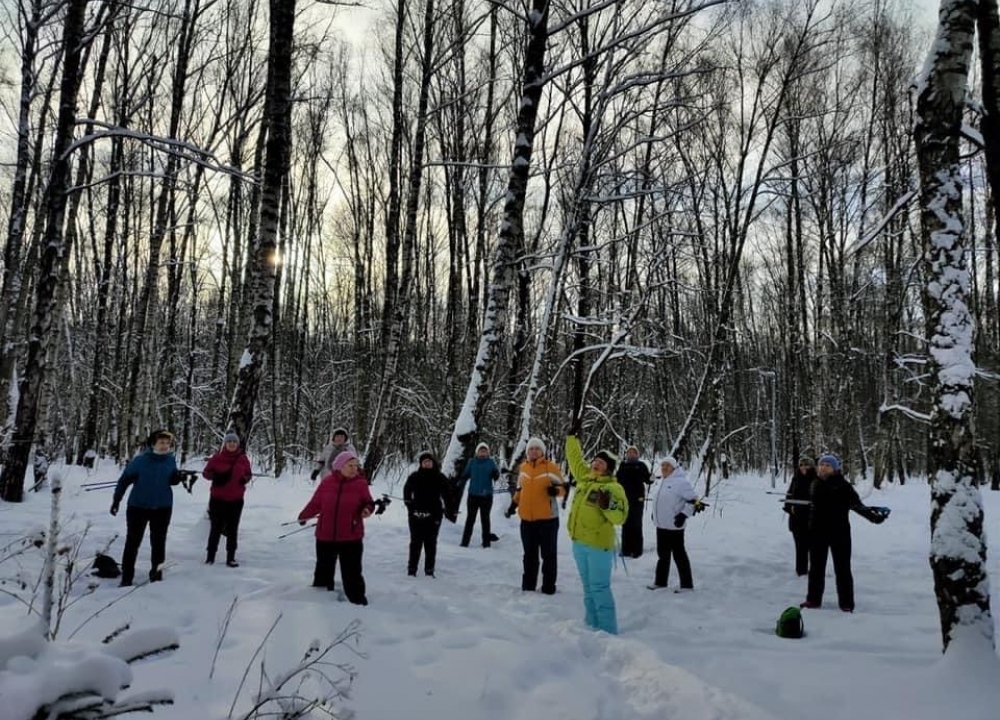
[505,437,565,594]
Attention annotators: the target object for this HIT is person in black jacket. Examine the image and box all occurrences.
[801,453,887,612]
[616,445,652,558]
[784,456,816,576]
[403,452,456,577]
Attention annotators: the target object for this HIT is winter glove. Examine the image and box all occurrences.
[239,475,250,486]
[169,470,185,486]
[211,471,231,487]
[865,506,890,524]
[693,499,707,515]
[504,502,518,518]
[110,501,119,517]
[310,468,321,481]
[547,484,561,497]
[298,519,307,526]
[445,512,458,524]
[596,489,611,510]
[673,512,687,528]
[566,413,583,437]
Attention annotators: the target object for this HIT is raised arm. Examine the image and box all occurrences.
[565,435,590,483]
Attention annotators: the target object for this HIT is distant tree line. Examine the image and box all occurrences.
[0,0,997,498]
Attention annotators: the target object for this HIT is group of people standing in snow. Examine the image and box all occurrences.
[106,423,705,634]
[492,433,703,634]
[109,424,889,631]
[784,453,889,612]
[109,429,252,586]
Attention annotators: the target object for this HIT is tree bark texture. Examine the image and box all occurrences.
[915,0,993,652]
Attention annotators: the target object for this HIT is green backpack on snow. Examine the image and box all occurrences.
[776,606,804,639]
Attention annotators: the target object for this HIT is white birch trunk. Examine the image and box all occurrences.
[915,0,993,652]
[441,0,551,478]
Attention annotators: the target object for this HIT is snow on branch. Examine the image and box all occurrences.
[847,189,918,256]
[0,623,179,720]
[880,403,932,424]
[102,627,180,663]
[64,120,255,184]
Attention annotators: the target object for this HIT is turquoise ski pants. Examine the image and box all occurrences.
[572,540,617,634]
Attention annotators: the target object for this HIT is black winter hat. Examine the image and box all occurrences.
[594,450,617,475]
[418,451,436,465]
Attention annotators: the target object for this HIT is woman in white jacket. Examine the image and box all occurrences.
[650,457,696,590]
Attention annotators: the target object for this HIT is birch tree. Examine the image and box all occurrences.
[226,0,295,444]
[440,0,551,478]
[914,0,993,652]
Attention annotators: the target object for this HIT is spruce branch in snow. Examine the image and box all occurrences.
[33,689,175,720]
[0,624,178,720]
[103,627,181,664]
[101,624,130,645]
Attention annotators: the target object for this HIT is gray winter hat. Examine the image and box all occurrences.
[223,431,240,445]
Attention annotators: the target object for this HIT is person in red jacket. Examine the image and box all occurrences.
[298,450,374,605]
[202,431,253,567]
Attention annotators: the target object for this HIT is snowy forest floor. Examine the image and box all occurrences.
[2,461,1000,720]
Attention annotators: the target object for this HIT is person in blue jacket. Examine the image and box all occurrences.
[459,443,500,548]
[110,429,182,586]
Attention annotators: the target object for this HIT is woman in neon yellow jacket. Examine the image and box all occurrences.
[565,434,628,634]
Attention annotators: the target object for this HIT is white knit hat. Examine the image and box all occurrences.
[526,437,546,454]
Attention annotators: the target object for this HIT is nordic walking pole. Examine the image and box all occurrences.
[278,523,316,540]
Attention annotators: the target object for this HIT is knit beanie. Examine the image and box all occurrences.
[475,442,490,454]
[798,455,814,467]
[594,450,618,475]
[818,453,840,472]
[526,437,546,454]
[332,427,349,441]
[418,451,436,465]
[223,431,240,445]
[331,450,358,473]
[660,455,679,470]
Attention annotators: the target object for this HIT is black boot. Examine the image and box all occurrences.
[149,567,163,583]
[206,551,215,564]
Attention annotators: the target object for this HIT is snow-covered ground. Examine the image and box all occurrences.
[2,459,999,720]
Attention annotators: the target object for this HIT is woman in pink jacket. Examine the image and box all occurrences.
[298,450,374,605]
[202,431,253,567]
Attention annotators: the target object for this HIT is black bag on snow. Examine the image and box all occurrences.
[92,553,121,579]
